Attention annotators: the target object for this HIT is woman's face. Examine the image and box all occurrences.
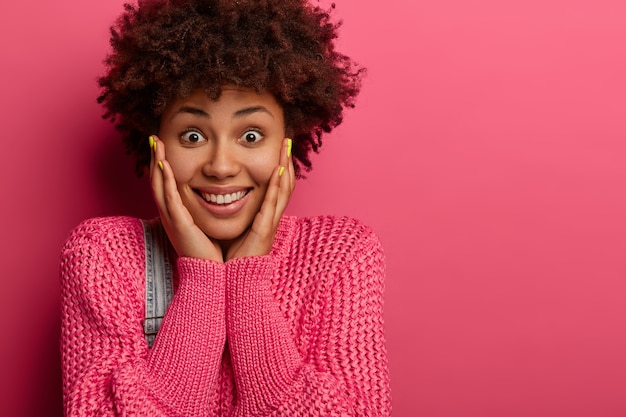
[158,86,285,246]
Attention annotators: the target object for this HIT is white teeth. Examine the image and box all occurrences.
[202,191,246,205]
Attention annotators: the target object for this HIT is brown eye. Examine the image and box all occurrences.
[241,130,262,143]
[181,130,206,144]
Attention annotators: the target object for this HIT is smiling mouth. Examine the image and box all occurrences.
[197,190,250,205]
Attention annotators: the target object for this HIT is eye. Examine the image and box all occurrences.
[241,130,263,144]
[181,130,207,144]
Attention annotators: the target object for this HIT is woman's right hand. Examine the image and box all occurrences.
[149,135,224,262]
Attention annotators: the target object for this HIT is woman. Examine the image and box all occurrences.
[60,0,391,415]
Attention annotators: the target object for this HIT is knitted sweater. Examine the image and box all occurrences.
[60,215,390,416]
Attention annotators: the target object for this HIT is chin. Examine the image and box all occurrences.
[200,223,248,243]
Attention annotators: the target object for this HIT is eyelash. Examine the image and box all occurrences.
[180,129,206,144]
[240,128,264,144]
[178,127,266,145]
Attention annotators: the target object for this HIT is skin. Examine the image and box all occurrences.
[149,86,295,263]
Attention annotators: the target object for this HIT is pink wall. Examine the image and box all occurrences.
[1,0,625,416]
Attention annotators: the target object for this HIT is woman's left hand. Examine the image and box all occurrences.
[225,138,295,261]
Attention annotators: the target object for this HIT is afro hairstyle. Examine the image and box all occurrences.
[97,0,365,177]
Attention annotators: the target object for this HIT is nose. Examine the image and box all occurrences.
[201,141,239,179]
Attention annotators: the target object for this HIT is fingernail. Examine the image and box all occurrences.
[158,161,164,171]
[286,138,292,158]
[279,166,285,177]
[149,135,154,149]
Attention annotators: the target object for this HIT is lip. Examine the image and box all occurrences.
[195,186,250,195]
[193,187,252,217]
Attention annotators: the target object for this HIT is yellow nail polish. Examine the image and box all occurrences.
[279,166,285,177]
[158,161,164,171]
[149,135,154,149]
[287,138,292,158]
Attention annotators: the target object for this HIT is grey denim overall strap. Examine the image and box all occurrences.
[141,218,173,349]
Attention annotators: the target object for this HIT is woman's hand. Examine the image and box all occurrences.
[225,138,295,261]
[149,135,224,262]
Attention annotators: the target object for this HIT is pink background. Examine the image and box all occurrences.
[1,0,625,416]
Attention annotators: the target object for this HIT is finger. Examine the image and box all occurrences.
[148,135,155,172]
[149,135,169,218]
[288,139,296,192]
[262,164,282,217]
[160,159,193,227]
[278,137,289,171]
[274,139,294,222]
[149,136,165,211]
[251,164,281,236]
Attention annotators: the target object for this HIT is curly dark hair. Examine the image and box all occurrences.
[97,0,365,177]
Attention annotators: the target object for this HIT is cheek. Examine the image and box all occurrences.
[165,149,196,185]
[247,148,280,186]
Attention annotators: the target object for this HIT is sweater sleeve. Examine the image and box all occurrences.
[224,229,391,416]
[60,219,226,416]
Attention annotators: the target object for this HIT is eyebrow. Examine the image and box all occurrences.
[172,106,209,119]
[171,105,274,120]
[233,106,275,119]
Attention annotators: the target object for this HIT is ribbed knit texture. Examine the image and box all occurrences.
[60,215,391,416]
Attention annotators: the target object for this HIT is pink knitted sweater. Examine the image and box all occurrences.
[60,215,390,416]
